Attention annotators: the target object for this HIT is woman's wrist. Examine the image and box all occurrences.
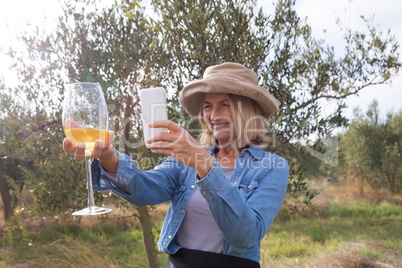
[98,145,119,173]
[195,153,215,179]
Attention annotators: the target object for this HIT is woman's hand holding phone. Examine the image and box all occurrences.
[147,120,214,179]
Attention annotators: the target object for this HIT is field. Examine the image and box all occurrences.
[0,177,401,268]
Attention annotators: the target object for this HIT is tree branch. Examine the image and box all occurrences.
[20,120,59,141]
[294,81,386,111]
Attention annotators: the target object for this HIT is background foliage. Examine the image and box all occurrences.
[338,101,402,194]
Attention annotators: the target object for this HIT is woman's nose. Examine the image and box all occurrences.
[210,106,220,120]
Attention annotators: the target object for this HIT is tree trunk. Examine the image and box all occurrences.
[123,95,159,268]
[388,173,396,195]
[358,176,365,196]
[138,206,159,268]
[0,161,13,223]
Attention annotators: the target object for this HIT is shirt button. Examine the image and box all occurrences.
[248,185,251,189]
[124,178,127,182]
[119,176,123,181]
[168,235,172,239]
[181,209,184,213]
[202,191,207,195]
[191,185,195,189]
[198,184,202,188]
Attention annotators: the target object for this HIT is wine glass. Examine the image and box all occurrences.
[62,82,112,216]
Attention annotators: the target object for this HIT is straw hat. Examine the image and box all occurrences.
[179,62,280,118]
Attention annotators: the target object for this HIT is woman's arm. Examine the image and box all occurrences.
[63,134,183,207]
[91,151,184,207]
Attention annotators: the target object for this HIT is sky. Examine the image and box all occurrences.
[1,0,401,121]
[259,0,402,120]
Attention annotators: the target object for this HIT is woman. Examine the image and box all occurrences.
[63,62,289,267]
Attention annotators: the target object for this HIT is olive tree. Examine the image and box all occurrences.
[132,0,400,208]
[339,102,402,194]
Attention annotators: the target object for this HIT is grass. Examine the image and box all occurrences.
[260,201,402,267]
[0,177,401,267]
[0,218,161,268]
[260,176,402,268]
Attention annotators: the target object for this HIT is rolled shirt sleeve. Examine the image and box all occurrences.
[92,150,183,207]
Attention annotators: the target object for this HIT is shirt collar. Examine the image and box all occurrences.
[241,146,264,160]
[207,145,264,160]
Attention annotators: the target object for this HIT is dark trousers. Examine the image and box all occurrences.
[165,248,261,268]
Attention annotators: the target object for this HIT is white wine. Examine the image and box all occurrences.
[64,128,109,154]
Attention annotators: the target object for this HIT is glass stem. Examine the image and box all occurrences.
[86,155,96,209]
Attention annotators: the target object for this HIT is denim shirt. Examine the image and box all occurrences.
[91,146,289,262]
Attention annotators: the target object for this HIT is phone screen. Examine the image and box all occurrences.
[140,87,168,147]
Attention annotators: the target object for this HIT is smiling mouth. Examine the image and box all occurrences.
[212,122,230,130]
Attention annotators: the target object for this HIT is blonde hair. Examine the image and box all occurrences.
[198,94,270,153]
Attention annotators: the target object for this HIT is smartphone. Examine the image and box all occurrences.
[140,87,168,147]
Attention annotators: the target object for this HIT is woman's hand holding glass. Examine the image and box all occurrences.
[62,129,118,173]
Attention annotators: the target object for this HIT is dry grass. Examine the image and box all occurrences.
[41,235,114,267]
[307,177,402,268]
[310,176,402,208]
[261,176,402,268]
[304,240,401,268]
[1,235,115,268]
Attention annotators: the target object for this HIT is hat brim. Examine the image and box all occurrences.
[179,76,280,118]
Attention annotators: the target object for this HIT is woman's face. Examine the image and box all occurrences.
[203,93,234,144]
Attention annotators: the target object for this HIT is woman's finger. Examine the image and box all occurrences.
[150,148,172,155]
[148,140,176,149]
[91,140,103,159]
[149,120,182,134]
[147,131,179,144]
[74,143,86,161]
[93,130,115,159]
[63,137,76,153]
[105,131,114,147]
